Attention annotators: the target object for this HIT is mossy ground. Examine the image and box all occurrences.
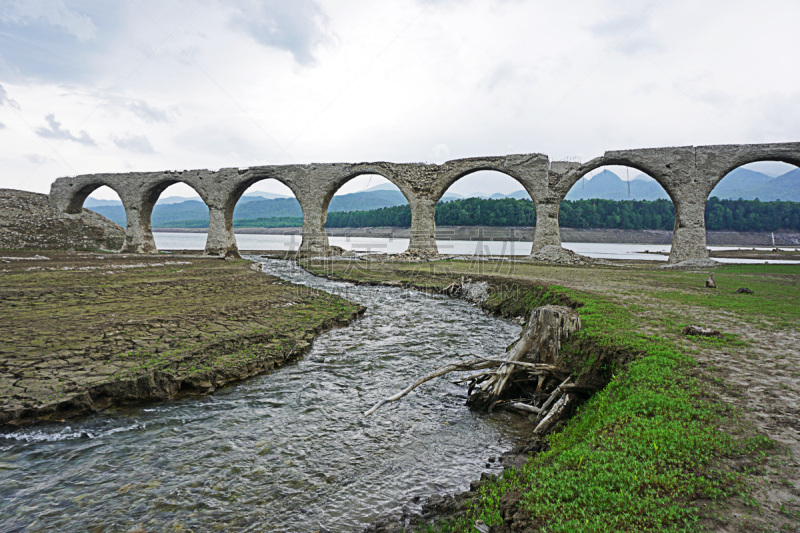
[0,251,363,425]
[305,258,800,532]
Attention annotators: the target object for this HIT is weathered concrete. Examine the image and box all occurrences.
[48,142,800,263]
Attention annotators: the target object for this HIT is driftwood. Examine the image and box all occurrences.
[682,324,723,338]
[533,376,571,422]
[534,394,571,434]
[363,359,496,416]
[559,383,598,396]
[508,402,543,414]
[364,305,583,435]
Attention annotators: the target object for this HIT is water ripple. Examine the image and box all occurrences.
[0,258,530,532]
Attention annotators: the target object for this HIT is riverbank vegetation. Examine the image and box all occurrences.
[304,259,800,532]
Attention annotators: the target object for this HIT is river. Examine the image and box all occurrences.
[0,258,532,532]
[151,232,800,264]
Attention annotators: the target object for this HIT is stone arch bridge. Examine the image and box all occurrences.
[49,142,800,264]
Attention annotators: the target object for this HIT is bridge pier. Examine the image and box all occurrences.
[531,199,562,252]
[120,201,158,254]
[408,196,438,255]
[298,195,329,255]
[668,195,710,264]
[300,226,329,255]
[205,205,239,257]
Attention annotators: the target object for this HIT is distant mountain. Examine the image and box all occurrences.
[506,190,532,200]
[565,170,670,201]
[329,189,408,211]
[708,168,774,200]
[241,191,292,200]
[440,192,464,202]
[361,183,400,193]
[763,169,800,201]
[88,189,412,227]
[561,167,800,202]
[83,198,123,207]
[710,167,800,201]
[84,190,291,210]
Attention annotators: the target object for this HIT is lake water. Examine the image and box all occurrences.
[152,232,800,264]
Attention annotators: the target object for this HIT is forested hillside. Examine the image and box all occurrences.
[319,197,800,232]
[91,192,800,233]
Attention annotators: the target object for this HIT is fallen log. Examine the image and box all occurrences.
[534,376,571,423]
[558,383,598,396]
[364,305,581,418]
[507,402,543,414]
[534,394,571,435]
[363,359,496,416]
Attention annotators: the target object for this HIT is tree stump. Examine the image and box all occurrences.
[466,305,581,410]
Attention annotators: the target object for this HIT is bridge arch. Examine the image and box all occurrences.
[320,168,410,219]
[139,178,210,226]
[708,155,800,197]
[434,168,535,256]
[559,164,674,260]
[229,170,303,211]
[228,175,303,252]
[706,160,800,237]
[554,156,674,202]
[320,169,412,254]
[433,165,533,203]
[63,180,128,215]
[81,185,127,229]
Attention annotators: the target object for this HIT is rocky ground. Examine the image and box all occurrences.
[0,251,363,426]
[0,189,124,251]
[304,258,800,532]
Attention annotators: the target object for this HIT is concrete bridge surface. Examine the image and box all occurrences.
[48,142,800,264]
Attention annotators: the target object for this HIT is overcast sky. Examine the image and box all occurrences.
[1,0,799,199]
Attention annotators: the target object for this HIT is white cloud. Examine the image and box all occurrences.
[227,0,332,65]
[25,153,50,164]
[0,0,97,41]
[0,83,19,108]
[127,100,172,123]
[34,114,96,145]
[0,0,799,195]
[112,134,155,153]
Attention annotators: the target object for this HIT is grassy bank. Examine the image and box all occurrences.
[0,251,363,426]
[304,259,800,532]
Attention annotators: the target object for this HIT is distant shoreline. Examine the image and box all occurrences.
[152,226,800,246]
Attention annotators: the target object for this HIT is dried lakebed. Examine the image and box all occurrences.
[0,257,533,531]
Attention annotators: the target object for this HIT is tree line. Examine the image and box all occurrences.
[317,197,800,232]
[220,197,800,232]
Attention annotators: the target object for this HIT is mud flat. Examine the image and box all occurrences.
[0,251,363,426]
[303,258,800,532]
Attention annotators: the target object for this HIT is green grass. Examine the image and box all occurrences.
[405,282,772,532]
[653,265,800,330]
[301,259,798,531]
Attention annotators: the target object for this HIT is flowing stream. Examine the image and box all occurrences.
[0,258,530,532]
